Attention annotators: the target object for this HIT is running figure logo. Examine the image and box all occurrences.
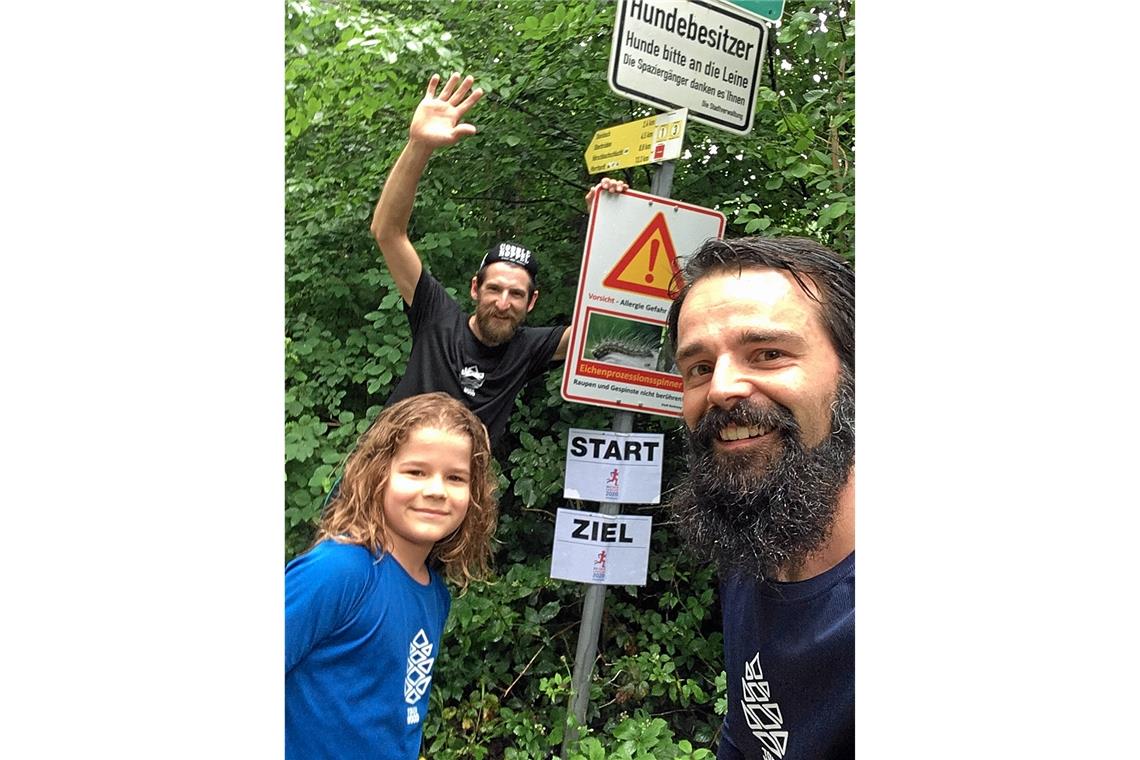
[605,468,620,500]
[592,550,608,581]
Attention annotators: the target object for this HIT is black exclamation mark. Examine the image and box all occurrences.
[646,239,659,283]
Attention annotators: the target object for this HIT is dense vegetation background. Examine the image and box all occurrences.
[285,1,853,756]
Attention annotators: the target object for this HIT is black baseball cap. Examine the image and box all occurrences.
[479,241,539,281]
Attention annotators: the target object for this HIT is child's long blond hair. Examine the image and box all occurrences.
[315,392,497,587]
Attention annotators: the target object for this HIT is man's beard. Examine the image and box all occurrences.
[474,301,525,346]
[668,368,855,581]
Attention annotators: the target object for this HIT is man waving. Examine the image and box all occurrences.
[370,72,626,446]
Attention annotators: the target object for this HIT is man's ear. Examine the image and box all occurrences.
[470,276,480,301]
[526,290,539,312]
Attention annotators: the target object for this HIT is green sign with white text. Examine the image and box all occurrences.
[722,0,785,23]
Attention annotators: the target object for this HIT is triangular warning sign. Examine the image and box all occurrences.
[602,212,684,298]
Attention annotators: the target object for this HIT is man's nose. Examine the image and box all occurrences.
[707,355,751,409]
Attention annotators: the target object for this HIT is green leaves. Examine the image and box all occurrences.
[744,216,772,233]
[284,414,327,463]
[681,0,853,253]
[564,713,715,759]
[817,199,849,225]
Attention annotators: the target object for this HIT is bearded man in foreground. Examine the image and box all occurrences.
[667,236,855,760]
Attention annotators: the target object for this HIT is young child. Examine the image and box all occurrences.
[285,392,498,759]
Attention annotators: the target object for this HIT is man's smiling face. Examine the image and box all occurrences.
[470,262,536,346]
[675,267,841,457]
[670,265,854,579]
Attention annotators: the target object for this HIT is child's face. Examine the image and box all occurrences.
[382,425,473,565]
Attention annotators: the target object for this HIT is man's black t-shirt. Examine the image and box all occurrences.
[385,270,565,446]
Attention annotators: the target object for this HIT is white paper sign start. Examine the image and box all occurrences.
[570,434,662,462]
[563,428,665,505]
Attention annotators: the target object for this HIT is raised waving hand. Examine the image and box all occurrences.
[409,73,485,148]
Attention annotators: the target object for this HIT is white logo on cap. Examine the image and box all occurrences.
[497,243,532,267]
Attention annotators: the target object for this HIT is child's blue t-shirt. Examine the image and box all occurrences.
[285,540,451,760]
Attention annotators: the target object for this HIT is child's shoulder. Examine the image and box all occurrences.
[293,539,380,578]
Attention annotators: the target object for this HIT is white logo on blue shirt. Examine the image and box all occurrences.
[405,628,436,708]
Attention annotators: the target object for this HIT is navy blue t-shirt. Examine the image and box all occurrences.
[718,552,854,759]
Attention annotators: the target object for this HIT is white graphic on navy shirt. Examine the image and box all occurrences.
[740,652,788,758]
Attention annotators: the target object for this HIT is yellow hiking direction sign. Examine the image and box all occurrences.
[584,108,687,175]
[602,213,681,299]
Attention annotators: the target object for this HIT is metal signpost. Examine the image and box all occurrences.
[562,161,715,754]
[561,3,774,749]
[563,408,631,748]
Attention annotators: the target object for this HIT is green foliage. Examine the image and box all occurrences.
[567,714,715,759]
[689,3,855,257]
[285,0,854,755]
[418,503,725,759]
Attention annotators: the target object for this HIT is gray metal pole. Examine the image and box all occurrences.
[563,410,632,748]
[562,162,675,757]
[650,159,675,197]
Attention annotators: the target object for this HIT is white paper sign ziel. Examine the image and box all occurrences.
[551,508,653,586]
[563,427,665,504]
